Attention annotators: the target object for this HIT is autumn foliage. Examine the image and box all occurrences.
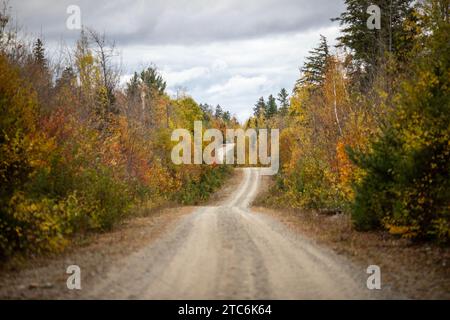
[254,0,449,243]
[0,13,232,258]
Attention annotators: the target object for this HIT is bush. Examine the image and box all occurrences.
[176,165,231,205]
[0,193,71,257]
[76,167,132,230]
[274,153,345,211]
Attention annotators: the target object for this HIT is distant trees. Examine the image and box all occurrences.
[124,66,168,128]
[32,39,46,67]
[247,91,289,129]
[277,88,289,116]
[265,95,278,119]
[222,111,231,123]
[253,97,266,119]
[140,66,167,95]
[214,104,223,118]
[197,104,235,128]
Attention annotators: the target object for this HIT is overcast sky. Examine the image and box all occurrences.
[9,0,345,121]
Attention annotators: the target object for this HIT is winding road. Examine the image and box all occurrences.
[88,168,378,299]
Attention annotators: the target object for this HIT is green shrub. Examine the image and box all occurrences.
[176,165,231,205]
[75,167,132,230]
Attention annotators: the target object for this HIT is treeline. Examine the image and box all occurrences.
[247,89,290,128]
[253,0,449,243]
[0,8,233,258]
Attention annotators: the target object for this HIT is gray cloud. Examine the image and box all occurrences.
[10,0,344,45]
[8,0,345,121]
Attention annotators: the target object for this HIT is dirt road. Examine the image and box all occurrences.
[85,168,387,299]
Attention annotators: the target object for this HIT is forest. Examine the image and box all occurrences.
[248,0,449,243]
[0,5,237,258]
[0,0,448,262]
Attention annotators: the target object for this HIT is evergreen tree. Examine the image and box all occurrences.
[126,72,140,97]
[140,67,166,95]
[277,88,289,116]
[222,111,231,123]
[55,66,76,89]
[214,104,223,118]
[296,35,330,90]
[265,94,278,119]
[33,38,46,67]
[199,103,213,115]
[253,97,266,118]
[333,0,415,72]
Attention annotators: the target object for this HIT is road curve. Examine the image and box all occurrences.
[87,168,379,299]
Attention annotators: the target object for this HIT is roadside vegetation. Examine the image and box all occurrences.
[248,0,449,243]
[0,5,235,259]
[0,0,448,263]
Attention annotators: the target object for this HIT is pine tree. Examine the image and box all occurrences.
[140,67,166,95]
[33,38,46,67]
[222,111,231,123]
[126,72,140,97]
[265,94,278,119]
[333,0,415,71]
[277,88,290,116]
[199,103,213,116]
[296,35,330,90]
[214,104,223,118]
[253,97,266,118]
[55,66,76,89]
